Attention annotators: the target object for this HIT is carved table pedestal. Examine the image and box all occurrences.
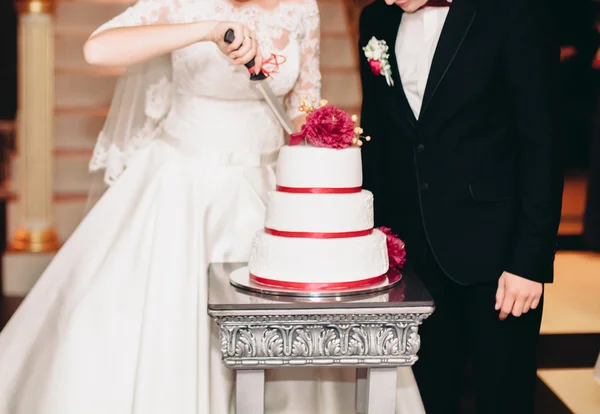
[208,263,434,414]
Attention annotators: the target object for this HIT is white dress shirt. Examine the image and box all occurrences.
[396,7,450,119]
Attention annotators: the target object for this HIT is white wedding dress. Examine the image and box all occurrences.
[0,0,364,412]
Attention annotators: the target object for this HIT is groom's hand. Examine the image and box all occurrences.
[495,271,543,320]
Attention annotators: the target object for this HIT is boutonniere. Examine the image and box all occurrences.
[363,37,394,87]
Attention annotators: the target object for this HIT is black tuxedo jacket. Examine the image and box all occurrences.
[359,0,564,285]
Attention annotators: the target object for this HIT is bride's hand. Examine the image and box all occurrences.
[211,21,263,74]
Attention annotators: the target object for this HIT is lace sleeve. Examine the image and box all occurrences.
[88,0,177,186]
[285,0,321,119]
[91,0,177,36]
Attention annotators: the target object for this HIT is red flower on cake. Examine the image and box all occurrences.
[289,128,305,146]
[290,105,355,149]
[379,227,407,270]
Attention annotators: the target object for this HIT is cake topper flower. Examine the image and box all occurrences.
[378,227,406,272]
[291,96,371,149]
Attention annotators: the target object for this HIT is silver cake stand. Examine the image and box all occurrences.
[229,266,403,298]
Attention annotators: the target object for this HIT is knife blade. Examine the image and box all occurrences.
[224,29,296,135]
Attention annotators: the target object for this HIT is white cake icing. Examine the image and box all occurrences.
[249,229,389,285]
[245,144,390,290]
[264,190,374,234]
[276,145,362,190]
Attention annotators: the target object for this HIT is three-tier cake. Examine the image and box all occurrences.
[244,102,405,292]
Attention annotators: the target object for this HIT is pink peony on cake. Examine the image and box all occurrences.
[247,101,405,291]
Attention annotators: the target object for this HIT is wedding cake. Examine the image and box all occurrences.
[247,102,406,292]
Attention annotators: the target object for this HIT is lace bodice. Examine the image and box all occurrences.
[90,0,321,184]
[94,0,320,119]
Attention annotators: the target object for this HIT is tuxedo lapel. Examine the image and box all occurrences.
[382,7,418,129]
[419,0,477,119]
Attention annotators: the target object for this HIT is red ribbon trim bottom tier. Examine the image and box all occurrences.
[250,273,387,291]
[276,185,362,194]
[265,228,373,238]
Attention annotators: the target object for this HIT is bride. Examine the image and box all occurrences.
[0,0,324,412]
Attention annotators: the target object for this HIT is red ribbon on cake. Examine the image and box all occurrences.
[276,185,362,194]
[250,273,387,291]
[265,228,372,238]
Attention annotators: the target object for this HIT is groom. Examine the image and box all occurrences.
[359,0,563,413]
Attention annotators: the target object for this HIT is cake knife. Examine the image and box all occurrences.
[224,29,296,135]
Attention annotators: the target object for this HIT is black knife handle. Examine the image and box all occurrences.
[224,28,266,81]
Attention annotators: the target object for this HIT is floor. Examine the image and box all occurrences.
[536,176,600,414]
[541,252,600,335]
[538,369,600,414]
[536,249,600,413]
[1,175,599,413]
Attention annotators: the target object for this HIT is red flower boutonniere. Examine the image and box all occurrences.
[363,37,394,87]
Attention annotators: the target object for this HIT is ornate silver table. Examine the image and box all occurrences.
[207,263,434,414]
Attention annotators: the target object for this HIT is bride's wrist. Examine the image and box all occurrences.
[193,20,220,43]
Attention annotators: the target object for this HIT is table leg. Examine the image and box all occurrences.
[236,370,265,414]
[355,368,367,413]
[395,367,426,414]
[366,367,397,414]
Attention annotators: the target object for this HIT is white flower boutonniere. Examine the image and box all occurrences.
[363,37,394,87]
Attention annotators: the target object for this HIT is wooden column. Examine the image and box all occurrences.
[11,0,59,252]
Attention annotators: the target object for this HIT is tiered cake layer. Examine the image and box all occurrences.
[249,229,389,289]
[264,190,374,236]
[247,145,389,291]
[276,146,362,191]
